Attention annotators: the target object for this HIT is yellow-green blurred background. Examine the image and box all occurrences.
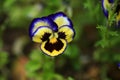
[0,0,120,80]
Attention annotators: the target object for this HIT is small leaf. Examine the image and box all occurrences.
[3,0,15,9]
[0,51,8,69]
[94,51,101,61]
[68,77,74,80]
[108,31,119,36]
[65,44,79,59]
[26,60,42,72]
[113,54,120,62]
[95,39,109,48]
[29,49,42,61]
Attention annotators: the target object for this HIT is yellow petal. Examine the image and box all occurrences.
[40,39,67,56]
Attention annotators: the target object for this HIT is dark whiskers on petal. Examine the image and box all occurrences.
[44,39,64,52]
[41,33,51,41]
[58,32,66,39]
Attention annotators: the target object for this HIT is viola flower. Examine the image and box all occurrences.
[29,12,75,56]
[102,0,120,27]
[102,0,114,18]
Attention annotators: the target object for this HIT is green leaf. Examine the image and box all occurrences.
[95,39,109,48]
[0,51,8,69]
[53,74,64,80]
[100,52,110,62]
[96,25,107,33]
[84,0,91,9]
[42,59,54,72]
[45,0,62,7]
[3,0,15,10]
[29,49,43,61]
[25,60,42,72]
[113,54,120,62]
[94,50,101,61]
[26,71,38,78]
[42,73,64,80]
[65,44,80,59]
[108,31,119,36]
[68,77,74,80]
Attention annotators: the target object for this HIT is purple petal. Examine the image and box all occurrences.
[29,17,58,38]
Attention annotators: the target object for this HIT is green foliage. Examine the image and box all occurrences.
[65,44,80,59]
[0,75,6,80]
[96,25,119,48]
[93,0,120,64]
[83,0,103,24]
[26,60,42,73]
[0,51,9,69]
[0,0,120,80]
[25,49,74,80]
[67,77,74,80]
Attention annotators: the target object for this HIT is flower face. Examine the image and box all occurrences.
[29,12,75,56]
[102,0,120,27]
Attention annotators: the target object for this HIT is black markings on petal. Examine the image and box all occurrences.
[41,33,51,41]
[58,32,66,39]
[44,39,64,52]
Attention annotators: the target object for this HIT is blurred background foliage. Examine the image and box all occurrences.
[0,0,120,80]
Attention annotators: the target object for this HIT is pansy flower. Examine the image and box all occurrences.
[102,0,120,27]
[29,12,75,56]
